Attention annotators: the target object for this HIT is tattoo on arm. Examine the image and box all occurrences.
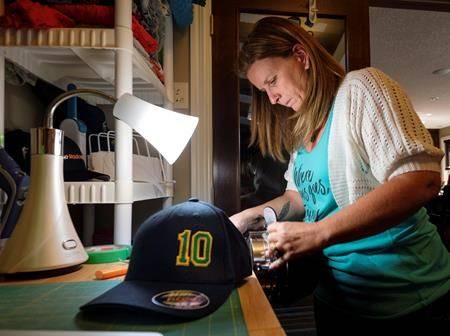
[278,202,290,220]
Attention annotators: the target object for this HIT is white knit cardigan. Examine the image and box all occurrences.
[285,67,444,208]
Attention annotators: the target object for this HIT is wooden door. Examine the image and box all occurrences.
[212,0,370,215]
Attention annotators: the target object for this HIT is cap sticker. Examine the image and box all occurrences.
[151,290,210,310]
[64,153,83,160]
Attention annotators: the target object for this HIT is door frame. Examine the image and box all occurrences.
[190,2,213,202]
[211,0,371,215]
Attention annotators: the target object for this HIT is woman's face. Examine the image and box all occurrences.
[247,49,309,112]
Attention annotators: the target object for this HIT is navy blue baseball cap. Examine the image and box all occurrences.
[80,199,252,319]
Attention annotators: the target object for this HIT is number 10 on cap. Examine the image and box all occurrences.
[176,230,213,267]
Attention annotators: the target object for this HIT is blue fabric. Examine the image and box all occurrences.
[167,0,193,29]
[293,109,450,319]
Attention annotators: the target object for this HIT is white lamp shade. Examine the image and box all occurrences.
[113,94,198,164]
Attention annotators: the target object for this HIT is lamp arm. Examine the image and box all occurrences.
[45,88,117,129]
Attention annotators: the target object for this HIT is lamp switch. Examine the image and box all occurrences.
[174,82,189,109]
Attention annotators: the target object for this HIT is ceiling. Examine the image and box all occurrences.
[370,6,450,129]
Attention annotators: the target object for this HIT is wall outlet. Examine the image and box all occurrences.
[174,82,189,109]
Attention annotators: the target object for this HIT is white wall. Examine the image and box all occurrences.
[172,26,191,204]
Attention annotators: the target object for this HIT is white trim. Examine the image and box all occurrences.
[163,15,174,209]
[440,135,450,184]
[114,0,134,245]
[190,3,213,202]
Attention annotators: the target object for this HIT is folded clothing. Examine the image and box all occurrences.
[37,0,114,3]
[28,0,171,50]
[53,3,159,55]
[2,0,158,56]
[167,0,192,29]
[133,0,170,51]
[3,0,75,28]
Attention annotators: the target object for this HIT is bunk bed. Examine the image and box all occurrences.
[0,0,175,246]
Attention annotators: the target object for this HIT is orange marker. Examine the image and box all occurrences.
[95,266,128,280]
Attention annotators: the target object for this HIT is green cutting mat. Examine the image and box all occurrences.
[0,281,248,336]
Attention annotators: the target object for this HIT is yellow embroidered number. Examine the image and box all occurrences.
[176,230,212,267]
[176,230,191,266]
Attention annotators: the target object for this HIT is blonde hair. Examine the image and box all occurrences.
[240,17,345,161]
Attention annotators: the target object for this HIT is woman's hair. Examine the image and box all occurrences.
[240,17,345,161]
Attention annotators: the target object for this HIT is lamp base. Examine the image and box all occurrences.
[0,128,88,274]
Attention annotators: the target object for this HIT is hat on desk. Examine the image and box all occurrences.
[63,136,109,182]
[80,199,252,319]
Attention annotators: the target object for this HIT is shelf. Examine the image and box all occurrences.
[64,181,173,204]
[0,27,166,104]
[133,181,174,202]
[2,27,175,206]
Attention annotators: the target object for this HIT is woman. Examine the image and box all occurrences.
[231,17,450,334]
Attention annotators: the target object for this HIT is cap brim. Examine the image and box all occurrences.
[64,170,110,182]
[80,280,234,319]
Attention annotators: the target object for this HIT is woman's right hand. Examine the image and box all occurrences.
[229,208,265,233]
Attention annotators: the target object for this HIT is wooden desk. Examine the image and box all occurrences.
[0,263,285,336]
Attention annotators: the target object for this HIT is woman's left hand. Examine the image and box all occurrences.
[266,221,325,269]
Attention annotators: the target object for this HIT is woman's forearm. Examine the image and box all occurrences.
[318,171,441,248]
[261,190,305,221]
[231,190,305,232]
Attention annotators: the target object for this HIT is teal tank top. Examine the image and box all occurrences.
[293,109,450,318]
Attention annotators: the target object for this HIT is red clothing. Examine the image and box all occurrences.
[53,4,158,54]
[4,0,75,28]
[2,1,158,55]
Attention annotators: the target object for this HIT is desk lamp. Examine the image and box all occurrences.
[0,89,198,274]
